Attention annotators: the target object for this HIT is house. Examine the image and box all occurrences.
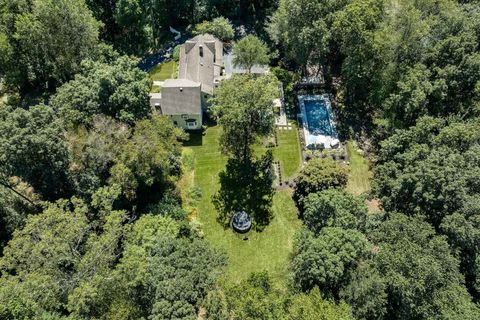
[149,34,223,130]
[178,34,224,108]
[149,33,269,130]
[150,79,202,130]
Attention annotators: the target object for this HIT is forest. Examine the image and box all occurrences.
[1,0,480,319]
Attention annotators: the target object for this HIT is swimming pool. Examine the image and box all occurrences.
[298,94,339,148]
[304,99,334,136]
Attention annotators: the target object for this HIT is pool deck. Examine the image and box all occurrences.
[298,94,339,149]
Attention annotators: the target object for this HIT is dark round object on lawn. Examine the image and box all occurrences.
[232,211,252,233]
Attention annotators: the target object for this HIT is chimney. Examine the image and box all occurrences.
[199,45,203,57]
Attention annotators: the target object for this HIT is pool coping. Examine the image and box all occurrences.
[298,94,339,149]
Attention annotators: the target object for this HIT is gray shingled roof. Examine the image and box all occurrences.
[178,34,223,95]
[159,79,202,115]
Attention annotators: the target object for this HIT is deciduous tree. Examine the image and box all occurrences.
[303,189,368,234]
[361,213,480,320]
[232,35,270,73]
[291,228,369,294]
[52,56,152,126]
[193,17,234,41]
[211,74,278,160]
[292,158,348,211]
[0,105,72,200]
[0,0,100,93]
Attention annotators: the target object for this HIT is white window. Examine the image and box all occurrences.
[187,121,197,129]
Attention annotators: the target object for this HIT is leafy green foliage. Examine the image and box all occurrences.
[115,225,226,319]
[232,35,270,72]
[0,0,100,93]
[211,74,278,160]
[66,113,185,210]
[0,105,72,200]
[0,197,125,319]
[349,213,480,320]
[340,263,387,320]
[372,117,480,296]
[193,17,234,41]
[286,287,353,320]
[110,115,185,208]
[373,117,480,226]
[206,272,354,320]
[114,0,154,54]
[0,179,40,252]
[223,272,285,320]
[267,0,343,73]
[303,189,368,234]
[203,289,229,320]
[441,198,480,297]
[67,116,130,198]
[0,193,225,319]
[293,158,349,211]
[52,56,152,126]
[291,228,370,294]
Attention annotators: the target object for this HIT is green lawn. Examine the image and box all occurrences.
[346,141,372,195]
[148,60,177,81]
[273,126,302,179]
[184,126,302,286]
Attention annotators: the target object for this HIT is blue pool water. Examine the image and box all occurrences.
[304,99,334,136]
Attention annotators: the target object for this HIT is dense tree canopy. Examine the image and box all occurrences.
[0,104,73,200]
[292,158,349,211]
[342,213,480,320]
[205,272,354,320]
[0,179,39,252]
[1,0,480,318]
[373,117,480,225]
[52,56,152,126]
[109,114,186,209]
[0,195,224,319]
[303,189,368,234]
[267,0,345,74]
[0,0,100,94]
[292,227,370,294]
[373,116,480,297]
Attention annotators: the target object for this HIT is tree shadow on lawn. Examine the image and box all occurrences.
[183,130,203,146]
[213,151,275,231]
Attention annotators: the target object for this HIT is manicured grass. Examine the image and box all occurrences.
[346,141,372,195]
[253,125,301,179]
[148,60,177,81]
[273,126,302,179]
[183,126,302,286]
